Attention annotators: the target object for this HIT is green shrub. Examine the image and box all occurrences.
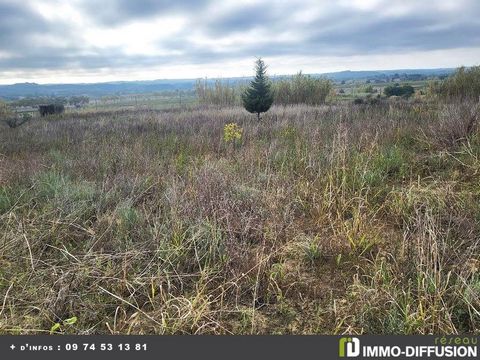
[384,84,415,98]
[364,85,375,93]
[353,98,364,105]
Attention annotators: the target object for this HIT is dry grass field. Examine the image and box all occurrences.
[0,101,479,334]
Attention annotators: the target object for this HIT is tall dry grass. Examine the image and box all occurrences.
[0,101,478,334]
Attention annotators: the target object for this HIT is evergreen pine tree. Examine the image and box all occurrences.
[242,58,274,120]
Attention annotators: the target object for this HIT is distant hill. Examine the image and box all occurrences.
[0,68,455,99]
[317,68,454,81]
[0,79,198,100]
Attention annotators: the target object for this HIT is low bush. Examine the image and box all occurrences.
[384,84,415,98]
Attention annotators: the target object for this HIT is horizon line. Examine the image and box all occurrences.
[0,66,462,87]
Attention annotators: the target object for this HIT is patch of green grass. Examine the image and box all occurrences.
[0,187,12,214]
[362,145,409,187]
[299,236,322,264]
[34,170,97,219]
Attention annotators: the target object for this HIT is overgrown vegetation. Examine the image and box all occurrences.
[0,100,31,128]
[429,66,480,101]
[273,72,333,105]
[194,71,333,107]
[194,79,240,107]
[0,95,479,334]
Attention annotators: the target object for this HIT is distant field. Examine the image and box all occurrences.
[9,92,197,117]
[85,92,197,111]
[0,102,479,334]
[333,79,430,101]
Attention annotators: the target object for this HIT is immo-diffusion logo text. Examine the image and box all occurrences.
[339,337,360,357]
[338,337,477,358]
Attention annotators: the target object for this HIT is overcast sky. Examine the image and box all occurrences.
[0,0,479,84]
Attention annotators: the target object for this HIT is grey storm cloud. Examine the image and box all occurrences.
[202,3,284,36]
[0,2,49,48]
[79,0,212,25]
[0,1,84,65]
[0,0,479,74]
[305,14,480,55]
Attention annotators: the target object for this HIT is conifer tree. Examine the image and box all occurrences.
[242,58,274,120]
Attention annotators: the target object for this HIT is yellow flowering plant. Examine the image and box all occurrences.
[223,122,243,144]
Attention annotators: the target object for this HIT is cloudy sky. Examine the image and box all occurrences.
[0,0,479,84]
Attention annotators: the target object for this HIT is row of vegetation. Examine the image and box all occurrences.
[241,60,480,120]
[429,66,480,101]
[194,79,240,107]
[195,71,333,107]
[271,72,332,106]
[195,63,480,109]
